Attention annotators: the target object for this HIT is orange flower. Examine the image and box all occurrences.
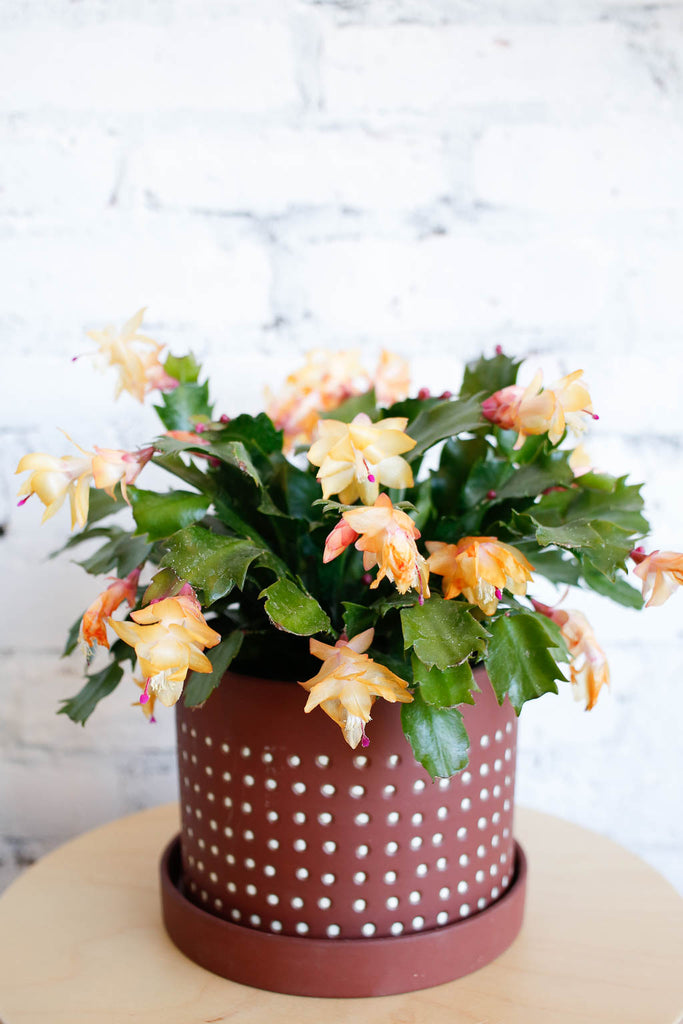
[632,549,683,607]
[307,413,416,505]
[87,308,178,403]
[425,537,534,615]
[109,586,220,708]
[80,569,141,652]
[482,369,595,450]
[299,628,413,748]
[326,493,430,600]
[534,603,609,710]
[91,445,154,502]
[266,349,369,451]
[374,350,410,407]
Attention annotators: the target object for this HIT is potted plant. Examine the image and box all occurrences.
[15,311,682,996]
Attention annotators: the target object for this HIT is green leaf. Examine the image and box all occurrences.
[401,691,470,779]
[460,351,521,400]
[260,579,331,636]
[401,597,489,670]
[412,655,478,707]
[62,615,83,657]
[85,487,127,525]
[154,381,213,431]
[184,631,244,706]
[342,602,378,639]
[513,543,582,586]
[581,561,644,608]
[78,530,152,578]
[407,394,486,460]
[128,487,211,541]
[220,412,283,456]
[329,389,377,423]
[142,567,184,606]
[164,352,200,384]
[494,457,573,501]
[534,520,603,550]
[58,662,124,725]
[486,612,566,714]
[161,526,263,604]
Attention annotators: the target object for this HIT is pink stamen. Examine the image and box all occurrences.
[17,495,31,507]
[367,473,376,483]
[584,409,599,420]
[361,725,370,748]
[495,588,502,599]
[495,344,503,355]
[140,678,151,705]
[149,714,157,724]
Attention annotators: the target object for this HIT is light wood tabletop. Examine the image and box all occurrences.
[0,804,681,1024]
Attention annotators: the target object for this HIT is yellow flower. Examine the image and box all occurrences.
[568,443,593,478]
[307,413,416,505]
[80,569,141,653]
[327,493,430,600]
[482,369,596,450]
[534,603,609,710]
[16,436,152,529]
[299,628,413,748]
[109,587,221,707]
[632,549,683,607]
[133,677,158,723]
[266,349,369,451]
[87,308,178,403]
[425,537,534,615]
[374,350,410,407]
[16,446,92,529]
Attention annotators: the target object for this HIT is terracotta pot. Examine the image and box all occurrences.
[160,666,527,996]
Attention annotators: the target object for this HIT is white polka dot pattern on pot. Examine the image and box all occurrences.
[177,672,518,940]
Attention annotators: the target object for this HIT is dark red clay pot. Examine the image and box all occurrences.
[160,666,526,996]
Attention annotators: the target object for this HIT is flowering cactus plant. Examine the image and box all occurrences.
[16,312,683,777]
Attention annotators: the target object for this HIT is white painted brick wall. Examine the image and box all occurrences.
[1,0,682,901]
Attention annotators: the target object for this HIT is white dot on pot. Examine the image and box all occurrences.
[461,798,471,811]
[264,865,276,877]
[221,742,229,754]
[246,884,257,896]
[353,755,368,768]
[291,896,304,909]
[503,827,510,838]
[210,845,219,856]
[504,749,512,761]
[459,854,469,867]
[479,763,489,777]
[413,779,426,793]
[502,875,510,887]
[244,857,256,870]
[209,820,218,833]
[478,897,487,910]
[271,920,283,932]
[318,812,333,826]
[231,908,241,921]
[296,922,309,934]
[327,924,340,937]
[361,922,376,937]
[459,904,471,917]
[243,830,255,842]
[492,812,501,825]
[353,898,367,912]
[436,911,449,925]
[385,841,399,855]
[267,839,279,851]
[318,896,332,909]
[193,783,200,794]
[265,779,277,791]
[261,751,272,763]
[490,864,498,876]
[476,870,485,882]
[492,835,500,847]
[384,784,397,798]
[384,870,397,884]
[243,775,255,787]
[288,754,301,767]
[241,802,252,814]
[494,758,503,771]
[240,746,251,758]
[504,775,512,786]
[500,852,507,864]
[409,890,421,905]
[250,914,261,927]
[190,755,197,765]
[495,729,503,742]
[390,922,403,935]
[437,806,448,820]
[350,785,365,799]
[293,812,307,824]
[353,871,367,884]
[190,728,197,739]
[296,868,309,880]
[356,844,369,858]
[181,723,187,734]
[432,833,444,846]
[294,839,307,852]
[209,871,218,883]
[503,800,511,812]
[205,765,213,776]
[323,840,336,855]
[227,882,236,893]
[480,789,490,802]
[322,873,335,886]
[316,754,330,768]
[439,886,450,900]
[292,782,306,795]
[410,837,422,850]
[477,845,486,858]
[461,771,472,785]
[222,771,231,783]
[388,754,401,767]
[321,784,336,797]
[412,916,425,930]
[266,894,279,906]
[355,812,370,825]
[457,826,467,840]
[416,863,428,877]
[266,811,278,823]
[478,817,487,830]
[438,778,450,790]
[506,722,512,734]
[214,898,223,910]
[491,886,500,899]
[387,811,400,825]
[411,812,423,826]
[493,785,502,798]
[480,735,490,748]
[457,881,468,894]
[226,854,235,866]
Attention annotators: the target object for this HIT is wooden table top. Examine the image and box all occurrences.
[0,804,681,1023]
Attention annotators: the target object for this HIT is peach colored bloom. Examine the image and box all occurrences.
[109,587,220,708]
[568,443,593,477]
[91,445,154,502]
[535,603,609,710]
[374,350,410,407]
[482,369,595,450]
[16,449,92,529]
[425,537,534,615]
[326,493,430,600]
[299,628,413,748]
[87,308,178,403]
[307,413,416,505]
[266,349,369,451]
[632,550,683,607]
[80,569,141,652]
